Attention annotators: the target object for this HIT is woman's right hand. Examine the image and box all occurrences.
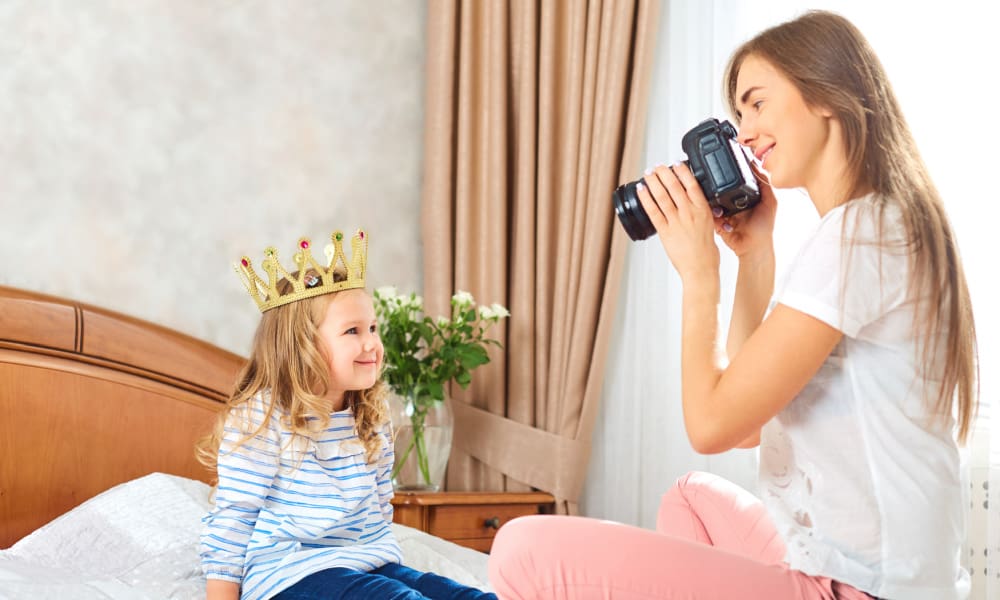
[713,165,777,260]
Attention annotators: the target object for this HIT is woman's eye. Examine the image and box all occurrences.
[753,100,764,110]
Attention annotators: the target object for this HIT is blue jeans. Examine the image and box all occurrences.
[271,562,497,600]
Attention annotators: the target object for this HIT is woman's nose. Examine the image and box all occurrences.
[736,118,755,146]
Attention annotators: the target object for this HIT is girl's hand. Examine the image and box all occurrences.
[636,162,720,283]
[714,163,777,260]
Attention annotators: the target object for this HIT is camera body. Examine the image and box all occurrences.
[613,118,761,241]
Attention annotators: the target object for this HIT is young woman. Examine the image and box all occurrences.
[488,11,977,600]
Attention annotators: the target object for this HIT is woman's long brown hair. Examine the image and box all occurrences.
[723,10,978,442]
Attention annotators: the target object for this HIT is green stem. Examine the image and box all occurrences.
[411,406,432,486]
[392,399,435,487]
[391,435,416,481]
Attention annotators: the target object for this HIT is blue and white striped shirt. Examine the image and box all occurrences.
[199,394,401,600]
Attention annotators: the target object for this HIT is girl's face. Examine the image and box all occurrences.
[733,54,833,191]
[316,289,383,403]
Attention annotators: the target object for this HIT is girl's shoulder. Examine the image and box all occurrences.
[227,390,285,432]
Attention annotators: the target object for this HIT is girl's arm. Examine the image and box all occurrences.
[206,580,240,600]
[200,402,280,589]
[376,422,396,523]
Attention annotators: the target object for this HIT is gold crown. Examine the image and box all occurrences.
[235,229,367,312]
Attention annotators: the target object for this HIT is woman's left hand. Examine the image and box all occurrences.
[636,163,720,283]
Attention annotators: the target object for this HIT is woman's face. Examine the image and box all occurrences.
[733,54,832,191]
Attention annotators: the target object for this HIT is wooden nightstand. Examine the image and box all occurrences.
[391,491,556,553]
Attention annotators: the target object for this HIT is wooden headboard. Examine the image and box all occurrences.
[0,286,244,548]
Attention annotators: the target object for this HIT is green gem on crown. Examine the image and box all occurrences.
[335,232,343,241]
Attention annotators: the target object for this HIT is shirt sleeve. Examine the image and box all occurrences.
[376,421,396,523]
[776,201,910,338]
[199,400,281,583]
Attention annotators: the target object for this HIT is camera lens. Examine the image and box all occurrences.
[612,181,656,241]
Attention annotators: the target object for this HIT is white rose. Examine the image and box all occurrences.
[375,286,398,300]
[452,290,475,306]
[489,303,510,318]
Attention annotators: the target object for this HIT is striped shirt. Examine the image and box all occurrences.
[199,394,401,600]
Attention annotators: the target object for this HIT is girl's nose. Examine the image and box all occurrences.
[359,332,373,350]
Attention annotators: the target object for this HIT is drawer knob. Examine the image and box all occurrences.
[484,516,501,529]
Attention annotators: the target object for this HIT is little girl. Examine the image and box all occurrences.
[198,229,495,600]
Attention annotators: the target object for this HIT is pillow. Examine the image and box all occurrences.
[0,473,492,598]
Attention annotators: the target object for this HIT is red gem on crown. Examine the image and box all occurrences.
[241,258,249,267]
[300,240,309,249]
[359,231,365,239]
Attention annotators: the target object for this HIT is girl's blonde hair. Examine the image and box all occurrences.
[723,10,978,443]
[197,272,388,478]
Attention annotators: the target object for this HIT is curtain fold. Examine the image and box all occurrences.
[421,0,659,512]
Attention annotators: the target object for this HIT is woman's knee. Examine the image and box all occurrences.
[660,470,712,510]
[490,515,549,566]
[488,515,556,599]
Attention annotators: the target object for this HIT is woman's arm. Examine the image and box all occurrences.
[681,286,840,453]
[727,250,775,359]
[727,250,775,449]
[637,163,840,454]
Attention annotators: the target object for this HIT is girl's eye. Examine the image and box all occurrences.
[345,327,358,334]
[370,325,378,334]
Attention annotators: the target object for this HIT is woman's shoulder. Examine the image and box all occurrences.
[829,193,907,246]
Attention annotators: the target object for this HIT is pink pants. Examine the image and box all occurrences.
[488,471,873,599]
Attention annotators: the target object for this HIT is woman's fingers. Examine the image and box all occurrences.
[649,165,689,221]
[669,163,711,217]
[642,167,679,224]
[714,216,734,235]
[635,179,668,231]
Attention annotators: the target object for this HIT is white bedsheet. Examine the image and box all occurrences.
[0,473,492,599]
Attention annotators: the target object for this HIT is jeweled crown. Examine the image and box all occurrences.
[235,229,367,312]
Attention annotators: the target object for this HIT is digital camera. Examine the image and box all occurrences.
[613,118,761,241]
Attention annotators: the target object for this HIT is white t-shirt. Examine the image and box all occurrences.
[759,194,969,600]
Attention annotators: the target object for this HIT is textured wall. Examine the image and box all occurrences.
[0,2,426,356]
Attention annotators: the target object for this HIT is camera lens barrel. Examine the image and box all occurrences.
[612,180,656,241]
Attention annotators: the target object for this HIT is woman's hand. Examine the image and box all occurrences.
[713,164,777,260]
[636,162,720,283]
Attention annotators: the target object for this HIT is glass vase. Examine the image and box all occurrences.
[388,391,454,492]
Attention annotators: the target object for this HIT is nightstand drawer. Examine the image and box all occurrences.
[427,503,539,540]
[392,491,555,552]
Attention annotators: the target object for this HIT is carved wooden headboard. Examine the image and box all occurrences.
[0,286,244,548]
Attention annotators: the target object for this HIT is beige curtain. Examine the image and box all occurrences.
[421,0,658,513]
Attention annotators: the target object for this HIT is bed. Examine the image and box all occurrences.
[0,286,492,598]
